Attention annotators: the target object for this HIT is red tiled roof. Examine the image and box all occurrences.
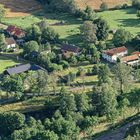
[132,51,140,55]
[121,54,139,62]
[14,28,25,36]
[7,25,16,33]
[104,46,127,56]
[6,25,25,38]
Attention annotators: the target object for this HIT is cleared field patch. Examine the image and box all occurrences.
[75,0,129,9]
[0,56,21,73]
[1,0,42,17]
[98,8,140,35]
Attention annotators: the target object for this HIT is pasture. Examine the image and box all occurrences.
[0,56,20,73]
[2,12,82,45]
[98,8,140,35]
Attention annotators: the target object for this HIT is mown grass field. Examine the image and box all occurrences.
[2,12,82,45]
[98,8,140,35]
[0,56,21,73]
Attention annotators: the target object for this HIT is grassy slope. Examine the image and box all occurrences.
[98,8,140,35]
[0,56,21,73]
[2,12,82,45]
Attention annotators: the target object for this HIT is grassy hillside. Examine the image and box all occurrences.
[0,56,21,74]
[2,12,83,46]
[98,8,140,35]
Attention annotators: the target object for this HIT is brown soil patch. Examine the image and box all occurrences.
[1,0,42,17]
[75,0,129,9]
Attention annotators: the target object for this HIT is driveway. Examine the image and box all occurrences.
[95,118,140,140]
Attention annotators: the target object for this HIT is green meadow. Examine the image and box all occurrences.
[2,12,82,45]
[0,56,20,73]
[98,8,140,35]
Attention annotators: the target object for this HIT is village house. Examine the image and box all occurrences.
[121,54,139,66]
[5,37,16,49]
[6,25,25,38]
[132,51,140,57]
[61,44,81,58]
[102,46,128,63]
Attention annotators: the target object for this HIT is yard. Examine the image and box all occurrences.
[0,56,21,73]
[98,8,140,35]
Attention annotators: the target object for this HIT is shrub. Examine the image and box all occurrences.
[59,60,70,69]
[100,2,108,11]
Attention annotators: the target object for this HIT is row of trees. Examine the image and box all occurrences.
[26,21,59,44]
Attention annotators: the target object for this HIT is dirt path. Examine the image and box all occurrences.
[95,118,140,140]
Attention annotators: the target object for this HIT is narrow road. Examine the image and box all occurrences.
[95,118,140,140]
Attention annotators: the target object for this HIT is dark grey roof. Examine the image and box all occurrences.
[61,44,81,53]
[5,63,41,75]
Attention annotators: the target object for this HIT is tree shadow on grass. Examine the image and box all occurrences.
[73,81,97,87]
[61,33,84,47]
[44,12,83,25]
[125,88,140,108]
[121,8,137,15]
[116,18,140,28]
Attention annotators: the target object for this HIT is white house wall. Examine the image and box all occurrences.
[102,50,128,63]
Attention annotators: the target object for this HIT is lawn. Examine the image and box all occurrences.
[0,56,21,73]
[2,12,82,46]
[98,8,140,35]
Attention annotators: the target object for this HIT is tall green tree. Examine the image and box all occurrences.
[100,2,108,11]
[95,83,118,121]
[81,6,97,21]
[94,18,109,41]
[112,63,132,94]
[42,27,59,43]
[0,4,6,21]
[98,64,112,85]
[24,41,40,55]
[80,21,97,44]
[59,93,77,115]
[88,44,100,63]
[27,24,42,42]
[75,94,90,113]
[45,0,77,14]
[30,130,59,140]
[2,74,24,93]
[0,33,6,52]
[113,29,132,46]
[0,112,25,136]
